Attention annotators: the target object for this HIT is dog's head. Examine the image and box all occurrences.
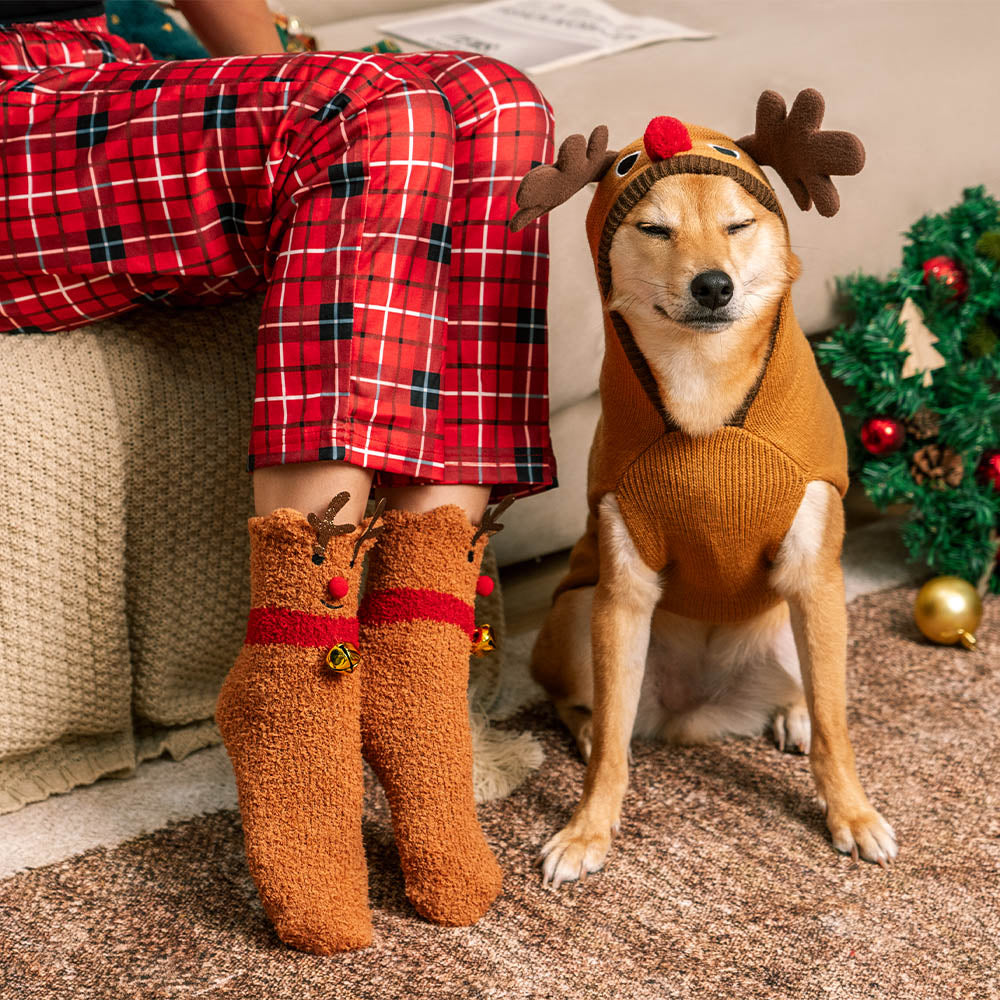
[605,170,797,337]
[510,91,863,337]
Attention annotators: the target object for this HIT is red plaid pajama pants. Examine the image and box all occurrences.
[0,17,555,496]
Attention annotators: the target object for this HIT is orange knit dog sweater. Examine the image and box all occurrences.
[511,93,863,623]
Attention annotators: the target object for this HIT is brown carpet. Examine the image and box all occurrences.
[2,587,998,1000]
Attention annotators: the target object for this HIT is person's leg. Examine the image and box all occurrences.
[253,462,373,521]
[1,32,457,505]
[212,55,457,952]
[359,52,555,925]
[3,21,460,949]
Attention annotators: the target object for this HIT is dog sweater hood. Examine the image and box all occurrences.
[556,120,849,624]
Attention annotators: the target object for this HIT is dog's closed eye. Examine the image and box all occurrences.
[637,222,674,240]
[726,219,756,234]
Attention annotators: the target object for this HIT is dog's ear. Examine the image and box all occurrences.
[509,126,617,232]
[736,89,864,217]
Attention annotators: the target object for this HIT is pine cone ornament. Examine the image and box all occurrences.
[911,444,964,487]
[905,407,941,440]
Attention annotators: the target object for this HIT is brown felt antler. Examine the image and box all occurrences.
[509,126,617,233]
[736,88,865,217]
[307,491,356,558]
[469,494,515,554]
[350,496,386,567]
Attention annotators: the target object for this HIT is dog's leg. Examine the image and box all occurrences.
[539,494,660,887]
[772,481,897,866]
[531,587,597,761]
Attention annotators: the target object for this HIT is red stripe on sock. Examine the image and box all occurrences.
[245,607,359,648]
[359,588,475,638]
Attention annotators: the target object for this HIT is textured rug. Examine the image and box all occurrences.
[1,586,997,1000]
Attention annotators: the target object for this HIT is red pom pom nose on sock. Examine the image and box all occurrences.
[476,574,494,597]
[328,576,350,600]
[643,116,692,161]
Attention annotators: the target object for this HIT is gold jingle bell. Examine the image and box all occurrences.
[325,641,361,673]
[471,624,496,658]
[914,576,983,651]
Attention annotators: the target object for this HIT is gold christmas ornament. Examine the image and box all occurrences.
[914,576,983,651]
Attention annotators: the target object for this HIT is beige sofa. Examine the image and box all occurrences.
[2,1,998,810]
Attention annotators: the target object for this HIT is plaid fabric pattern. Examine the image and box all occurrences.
[0,18,555,498]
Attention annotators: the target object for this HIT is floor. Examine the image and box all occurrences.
[0,516,924,880]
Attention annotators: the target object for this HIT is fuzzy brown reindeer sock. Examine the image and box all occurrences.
[215,495,382,954]
[358,502,509,925]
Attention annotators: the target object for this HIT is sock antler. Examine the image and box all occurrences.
[737,88,865,217]
[469,495,515,556]
[350,497,386,567]
[307,491,356,560]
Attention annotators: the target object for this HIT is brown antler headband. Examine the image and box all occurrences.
[737,88,865,217]
[509,126,616,233]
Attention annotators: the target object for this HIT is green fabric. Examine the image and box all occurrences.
[105,0,208,60]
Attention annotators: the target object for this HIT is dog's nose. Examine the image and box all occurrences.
[690,270,734,310]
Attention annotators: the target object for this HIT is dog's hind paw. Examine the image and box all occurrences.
[773,702,811,754]
[538,819,613,889]
[827,806,898,868]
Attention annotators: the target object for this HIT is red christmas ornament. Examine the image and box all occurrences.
[327,576,349,599]
[922,255,968,299]
[476,574,495,597]
[643,116,692,161]
[976,449,1000,492]
[860,416,906,456]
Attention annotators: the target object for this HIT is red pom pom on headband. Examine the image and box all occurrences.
[643,117,692,161]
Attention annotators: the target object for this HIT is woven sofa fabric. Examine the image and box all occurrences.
[99,298,258,729]
[1,298,514,813]
[0,330,133,812]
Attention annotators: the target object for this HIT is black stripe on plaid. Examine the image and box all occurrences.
[328,161,365,199]
[514,447,546,482]
[129,78,165,91]
[515,307,546,344]
[410,370,441,410]
[202,94,239,129]
[87,225,126,263]
[76,111,109,148]
[91,34,118,63]
[427,223,451,264]
[312,92,351,122]
[218,202,249,236]
[319,302,353,340]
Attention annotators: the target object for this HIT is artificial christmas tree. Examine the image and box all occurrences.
[817,186,1000,595]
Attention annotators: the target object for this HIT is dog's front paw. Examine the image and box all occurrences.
[826,805,897,867]
[539,818,614,889]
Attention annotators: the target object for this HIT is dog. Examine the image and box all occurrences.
[509,90,897,887]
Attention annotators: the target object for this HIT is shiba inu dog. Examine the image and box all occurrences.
[510,90,897,887]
